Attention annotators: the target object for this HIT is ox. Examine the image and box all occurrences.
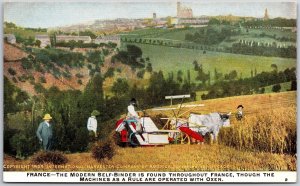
[188,112,231,143]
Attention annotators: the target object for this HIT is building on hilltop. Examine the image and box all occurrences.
[264,8,269,20]
[94,35,120,46]
[56,35,92,43]
[177,2,193,18]
[35,35,92,48]
[153,13,157,20]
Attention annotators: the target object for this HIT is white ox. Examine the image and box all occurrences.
[188,112,231,142]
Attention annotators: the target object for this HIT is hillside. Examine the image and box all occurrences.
[3,91,296,171]
[121,43,296,81]
[4,43,28,61]
[3,42,145,95]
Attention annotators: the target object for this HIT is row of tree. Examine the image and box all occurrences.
[242,18,296,28]
[228,42,296,58]
[201,67,296,99]
[55,40,117,50]
[185,26,240,45]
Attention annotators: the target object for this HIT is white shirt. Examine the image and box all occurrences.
[127,105,138,118]
[45,121,50,127]
[87,116,97,133]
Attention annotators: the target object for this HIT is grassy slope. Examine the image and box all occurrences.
[125,26,296,47]
[263,82,291,93]
[129,43,296,80]
[4,27,46,38]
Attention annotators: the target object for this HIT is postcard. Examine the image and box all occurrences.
[3,0,297,183]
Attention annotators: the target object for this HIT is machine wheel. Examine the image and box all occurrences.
[174,132,190,144]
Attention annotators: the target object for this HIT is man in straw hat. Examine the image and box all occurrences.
[87,110,100,137]
[36,113,54,151]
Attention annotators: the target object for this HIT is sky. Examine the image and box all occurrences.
[4,0,297,28]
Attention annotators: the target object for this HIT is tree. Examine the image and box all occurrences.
[146,63,153,73]
[8,68,16,76]
[50,33,56,47]
[81,73,104,118]
[147,71,166,105]
[272,84,281,92]
[127,45,142,61]
[35,40,41,48]
[137,70,145,79]
[104,68,115,78]
[271,64,278,72]
[224,70,238,80]
[87,51,104,65]
[177,70,183,83]
[208,18,221,25]
[214,68,223,81]
[111,78,129,98]
[196,66,209,85]
[4,77,17,116]
[290,80,297,91]
[193,60,200,71]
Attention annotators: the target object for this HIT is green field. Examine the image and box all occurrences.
[121,27,199,41]
[123,26,296,48]
[4,27,46,38]
[263,82,292,93]
[126,43,296,81]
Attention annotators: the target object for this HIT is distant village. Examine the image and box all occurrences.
[4,2,296,48]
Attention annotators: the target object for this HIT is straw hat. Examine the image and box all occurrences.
[43,114,52,120]
[91,110,100,116]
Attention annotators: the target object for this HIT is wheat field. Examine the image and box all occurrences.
[3,91,297,171]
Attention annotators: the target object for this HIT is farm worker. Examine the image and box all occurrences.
[127,98,142,132]
[236,105,244,121]
[36,114,54,151]
[87,110,100,137]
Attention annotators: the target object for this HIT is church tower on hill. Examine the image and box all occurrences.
[264,8,269,20]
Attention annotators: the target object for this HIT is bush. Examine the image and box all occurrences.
[12,77,18,83]
[136,70,145,79]
[39,76,47,83]
[31,151,68,165]
[92,140,116,161]
[8,68,16,76]
[272,84,281,92]
[104,67,114,78]
[34,83,45,93]
[9,131,39,159]
[76,73,84,78]
[18,76,27,82]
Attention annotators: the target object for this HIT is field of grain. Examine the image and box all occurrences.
[3,144,296,172]
[3,91,297,171]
